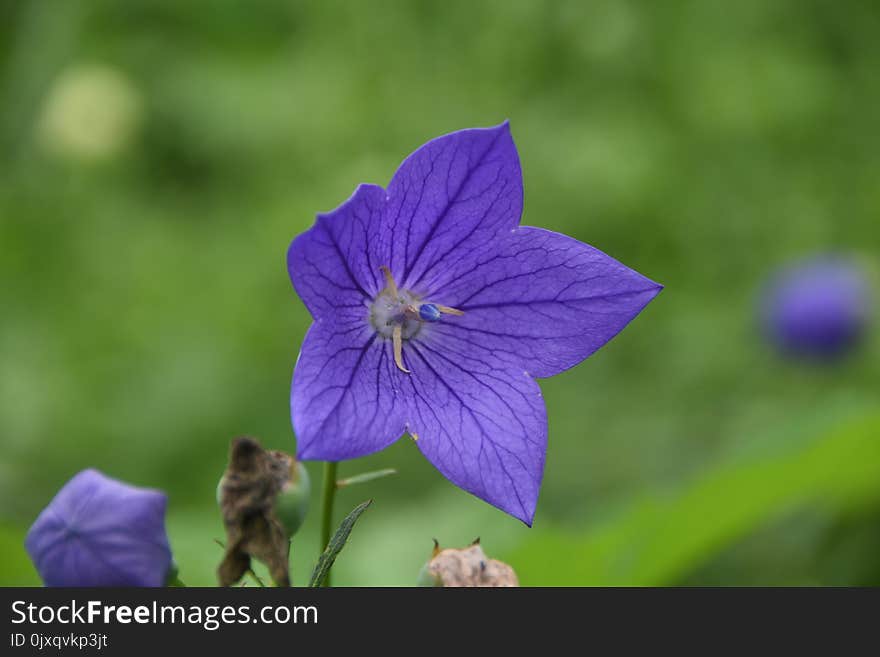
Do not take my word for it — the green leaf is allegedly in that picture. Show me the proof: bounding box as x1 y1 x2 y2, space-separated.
165 563 186 587
336 469 397 489
509 411 880 586
166 574 187 587
309 499 372 587
0 524 41 586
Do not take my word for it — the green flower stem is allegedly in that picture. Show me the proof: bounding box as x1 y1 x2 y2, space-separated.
167 574 186 587
319 461 338 587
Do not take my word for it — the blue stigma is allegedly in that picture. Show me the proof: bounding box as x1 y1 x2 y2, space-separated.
418 303 442 322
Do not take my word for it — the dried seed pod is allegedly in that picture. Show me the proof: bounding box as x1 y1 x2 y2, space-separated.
419 539 518 587
216 436 305 587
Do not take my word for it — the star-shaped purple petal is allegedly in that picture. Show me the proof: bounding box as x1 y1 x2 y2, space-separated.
288 122 661 525
25 469 173 587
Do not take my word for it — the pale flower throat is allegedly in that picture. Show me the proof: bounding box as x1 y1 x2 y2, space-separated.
369 266 463 373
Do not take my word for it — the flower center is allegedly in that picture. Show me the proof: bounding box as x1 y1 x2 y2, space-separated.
369 287 423 340
370 266 464 373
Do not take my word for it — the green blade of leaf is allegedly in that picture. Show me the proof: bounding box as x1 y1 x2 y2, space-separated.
336 468 397 489
508 410 880 586
167 574 187 587
0 523 41 586
309 499 372 587
164 564 186 587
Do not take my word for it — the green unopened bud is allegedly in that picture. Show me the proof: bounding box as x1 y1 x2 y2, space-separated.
274 460 310 537
417 538 518 587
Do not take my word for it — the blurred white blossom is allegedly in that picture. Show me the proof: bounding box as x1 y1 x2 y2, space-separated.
37 64 143 161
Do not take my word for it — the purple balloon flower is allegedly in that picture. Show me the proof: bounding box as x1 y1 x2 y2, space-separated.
287 122 661 524
762 256 870 360
25 469 173 586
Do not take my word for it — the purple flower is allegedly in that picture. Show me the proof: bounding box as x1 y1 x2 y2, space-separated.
287 122 661 525
762 256 870 360
25 469 172 587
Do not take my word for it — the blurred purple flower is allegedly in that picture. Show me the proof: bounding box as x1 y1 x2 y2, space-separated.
287 122 661 524
25 469 172 587
762 256 870 360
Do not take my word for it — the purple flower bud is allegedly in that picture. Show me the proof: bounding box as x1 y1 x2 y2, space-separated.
25 469 172 587
762 257 871 360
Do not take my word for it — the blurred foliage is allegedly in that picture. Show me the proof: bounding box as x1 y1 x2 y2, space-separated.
510 410 880 585
1 0 878 586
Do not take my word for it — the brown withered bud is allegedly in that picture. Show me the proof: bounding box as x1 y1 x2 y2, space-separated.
419 538 519 587
217 436 296 587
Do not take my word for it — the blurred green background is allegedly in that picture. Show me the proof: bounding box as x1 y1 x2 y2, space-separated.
1 0 878 586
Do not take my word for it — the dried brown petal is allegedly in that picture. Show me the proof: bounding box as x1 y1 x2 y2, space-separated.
217 436 295 586
425 541 519 587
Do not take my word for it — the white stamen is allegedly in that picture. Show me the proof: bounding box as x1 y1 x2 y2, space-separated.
393 324 410 373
